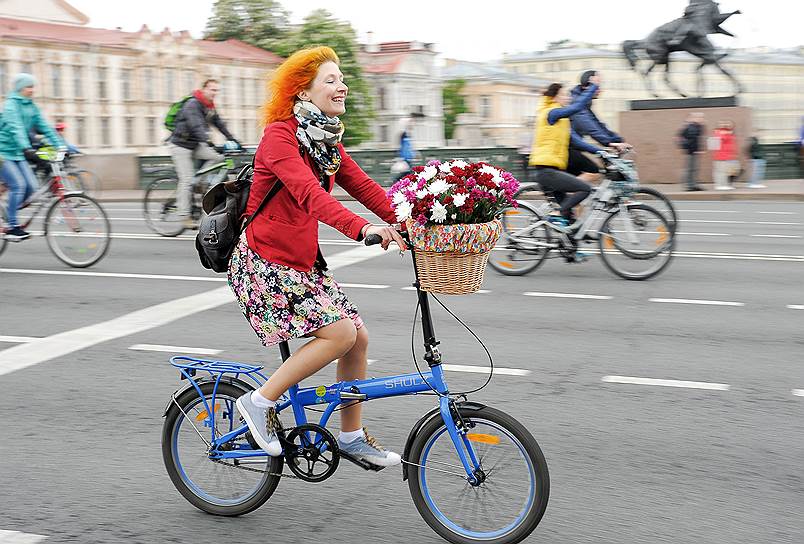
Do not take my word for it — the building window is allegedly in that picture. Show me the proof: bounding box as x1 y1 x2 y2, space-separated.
241 77 247 106
125 117 135 146
100 117 111 146
241 119 249 142
50 64 62 98
97 67 107 100
480 96 491 119
379 124 388 143
121 69 133 101
143 68 154 101
184 70 194 93
164 68 175 101
378 87 386 111
20 61 32 74
73 65 83 98
75 117 86 146
254 78 262 105
0 61 7 98
149 117 158 144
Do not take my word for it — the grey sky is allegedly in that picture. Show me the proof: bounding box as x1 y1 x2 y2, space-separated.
70 0 803 61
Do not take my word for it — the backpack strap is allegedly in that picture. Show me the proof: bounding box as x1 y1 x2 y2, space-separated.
239 158 281 235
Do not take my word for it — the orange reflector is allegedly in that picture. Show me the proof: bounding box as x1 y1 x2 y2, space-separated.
467 433 501 445
656 226 668 245
505 210 521 216
603 235 614 250
497 261 514 269
195 403 220 421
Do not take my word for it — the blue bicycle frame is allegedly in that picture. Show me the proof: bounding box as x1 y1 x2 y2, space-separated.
169 251 483 483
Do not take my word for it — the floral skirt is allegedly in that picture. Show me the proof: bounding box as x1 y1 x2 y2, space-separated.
228 237 363 347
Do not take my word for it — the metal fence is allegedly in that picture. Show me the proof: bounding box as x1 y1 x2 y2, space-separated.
138 143 800 188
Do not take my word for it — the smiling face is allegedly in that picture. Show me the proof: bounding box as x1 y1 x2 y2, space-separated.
298 61 348 117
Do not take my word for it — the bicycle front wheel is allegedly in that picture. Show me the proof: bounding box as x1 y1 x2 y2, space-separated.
144 177 185 237
488 201 552 276
598 203 674 280
162 381 283 516
407 406 549 544
44 194 111 267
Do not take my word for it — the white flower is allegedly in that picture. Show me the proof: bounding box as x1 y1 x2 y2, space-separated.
430 201 447 223
416 188 429 199
451 159 468 169
451 213 457 220
421 165 438 181
438 161 452 173
428 179 451 196
392 191 408 205
452 192 468 207
394 201 413 222
479 165 499 177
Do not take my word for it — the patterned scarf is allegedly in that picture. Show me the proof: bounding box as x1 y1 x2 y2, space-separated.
293 101 344 187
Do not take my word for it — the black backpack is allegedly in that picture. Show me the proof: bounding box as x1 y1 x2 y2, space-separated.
195 162 282 273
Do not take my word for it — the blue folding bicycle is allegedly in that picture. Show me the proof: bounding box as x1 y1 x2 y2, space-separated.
161 234 550 544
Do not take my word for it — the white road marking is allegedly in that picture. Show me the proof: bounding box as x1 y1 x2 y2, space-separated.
524 292 613 300
338 283 389 289
129 344 223 355
757 211 796 215
793 389 804 397
787 305 804 310
601 376 730 391
443 364 531 376
401 287 490 293
750 234 801 239
0 336 39 344
675 232 730 236
681 219 802 225
0 244 385 377
677 209 738 213
0 268 226 282
649 298 744 307
367 359 377 366
755 221 801 226
0 530 47 543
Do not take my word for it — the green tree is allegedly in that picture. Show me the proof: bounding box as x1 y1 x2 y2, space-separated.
273 9 374 146
203 0 290 51
443 79 468 141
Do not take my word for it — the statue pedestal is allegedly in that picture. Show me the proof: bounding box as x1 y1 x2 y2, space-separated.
619 97 752 184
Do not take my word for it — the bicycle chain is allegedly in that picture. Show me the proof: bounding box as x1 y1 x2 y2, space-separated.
209 456 301 479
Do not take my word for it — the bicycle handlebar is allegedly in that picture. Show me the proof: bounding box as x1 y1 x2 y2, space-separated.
364 233 383 246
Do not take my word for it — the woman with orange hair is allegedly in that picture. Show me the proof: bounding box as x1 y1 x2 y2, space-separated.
231 46 405 467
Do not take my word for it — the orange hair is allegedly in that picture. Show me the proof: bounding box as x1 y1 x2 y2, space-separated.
262 46 340 125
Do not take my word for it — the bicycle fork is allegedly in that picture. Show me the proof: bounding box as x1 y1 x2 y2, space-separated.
438 395 484 485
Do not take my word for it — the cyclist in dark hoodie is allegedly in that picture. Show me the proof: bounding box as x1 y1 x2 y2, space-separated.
568 70 631 182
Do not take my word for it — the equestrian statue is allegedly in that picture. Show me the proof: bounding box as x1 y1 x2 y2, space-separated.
622 0 743 98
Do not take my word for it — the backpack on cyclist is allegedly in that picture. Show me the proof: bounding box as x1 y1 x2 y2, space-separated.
195 162 282 273
164 95 192 132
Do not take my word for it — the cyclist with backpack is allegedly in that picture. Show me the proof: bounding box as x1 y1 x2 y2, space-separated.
0 73 64 241
229 46 406 467
168 79 240 229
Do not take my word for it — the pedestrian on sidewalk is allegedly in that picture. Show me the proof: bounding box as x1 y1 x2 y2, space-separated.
711 120 738 191
746 134 767 189
677 111 705 191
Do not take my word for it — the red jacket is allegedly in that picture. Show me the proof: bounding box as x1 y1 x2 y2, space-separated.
712 129 737 161
245 118 396 271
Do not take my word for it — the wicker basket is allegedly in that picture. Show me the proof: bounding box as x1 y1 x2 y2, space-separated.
407 219 502 295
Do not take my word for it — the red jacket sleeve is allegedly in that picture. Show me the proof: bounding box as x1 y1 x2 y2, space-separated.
261 122 369 240
335 146 397 225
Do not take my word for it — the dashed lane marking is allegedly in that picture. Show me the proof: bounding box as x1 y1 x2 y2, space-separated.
757 211 797 215
788 305 804 310
0 336 39 344
750 234 801 239
0 529 48 543
524 292 613 300
681 219 802 225
675 232 730 236
648 298 744 307
443 364 531 376
793 390 804 397
129 344 222 355
601 376 730 391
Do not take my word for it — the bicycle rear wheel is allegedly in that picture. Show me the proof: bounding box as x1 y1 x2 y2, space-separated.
144 177 185 237
44 194 111 268
488 201 552 276
162 381 282 516
598 203 674 280
630 187 678 233
407 405 549 544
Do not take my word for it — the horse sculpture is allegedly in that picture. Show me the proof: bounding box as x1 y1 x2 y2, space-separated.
622 0 743 98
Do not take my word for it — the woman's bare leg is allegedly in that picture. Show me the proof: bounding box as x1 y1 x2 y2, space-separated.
337 325 369 432
257 318 357 401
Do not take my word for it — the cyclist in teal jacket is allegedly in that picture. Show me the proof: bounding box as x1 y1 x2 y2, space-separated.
0 73 63 241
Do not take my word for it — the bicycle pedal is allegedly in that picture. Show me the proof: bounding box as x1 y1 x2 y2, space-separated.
339 451 386 472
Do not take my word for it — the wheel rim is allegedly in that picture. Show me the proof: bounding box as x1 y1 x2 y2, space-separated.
599 206 673 279
46 195 109 266
418 419 537 540
171 392 271 506
489 207 550 274
144 179 185 236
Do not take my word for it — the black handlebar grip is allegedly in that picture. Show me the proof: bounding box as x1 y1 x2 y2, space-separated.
364 234 383 246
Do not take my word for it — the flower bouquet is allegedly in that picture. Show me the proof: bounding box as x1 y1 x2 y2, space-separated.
387 160 519 294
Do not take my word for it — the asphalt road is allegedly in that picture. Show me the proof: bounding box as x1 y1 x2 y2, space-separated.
0 200 802 544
